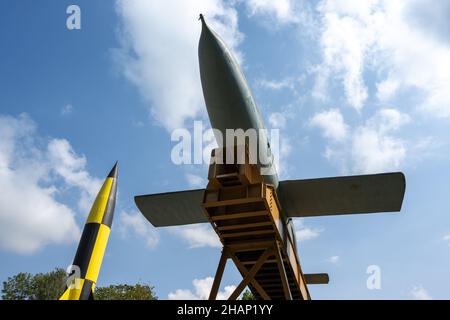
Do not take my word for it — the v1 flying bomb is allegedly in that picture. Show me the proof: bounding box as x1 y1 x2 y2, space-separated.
135 15 405 300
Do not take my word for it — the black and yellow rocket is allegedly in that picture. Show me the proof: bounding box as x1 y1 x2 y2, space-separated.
60 162 118 300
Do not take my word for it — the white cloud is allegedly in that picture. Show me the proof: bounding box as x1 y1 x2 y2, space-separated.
351 108 409 173
376 77 400 102
314 0 450 116
410 285 432 300
295 219 323 242
245 0 300 25
273 133 293 180
312 108 409 174
267 110 294 179
119 210 159 248
350 126 406 174
61 104 73 116
171 224 221 248
257 78 295 91
368 108 411 133
114 0 243 132
310 109 348 142
47 139 102 212
316 8 369 110
0 114 86 254
168 276 235 300
442 234 450 246
327 256 340 264
269 112 287 128
185 173 206 188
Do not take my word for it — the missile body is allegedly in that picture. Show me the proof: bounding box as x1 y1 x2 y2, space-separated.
198 15 278 188
60 163 118 300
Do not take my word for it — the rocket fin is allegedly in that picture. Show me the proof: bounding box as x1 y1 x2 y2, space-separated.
304 273 329 285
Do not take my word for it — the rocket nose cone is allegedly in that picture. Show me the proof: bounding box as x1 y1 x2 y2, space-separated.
199 13 213 37
107 161 118 179
198 14 223 54
199 13 206 25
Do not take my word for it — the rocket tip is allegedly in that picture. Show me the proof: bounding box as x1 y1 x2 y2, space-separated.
107 161 118 179
199 13 205 24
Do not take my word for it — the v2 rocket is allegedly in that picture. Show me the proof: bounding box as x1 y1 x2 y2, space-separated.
60 162 118 300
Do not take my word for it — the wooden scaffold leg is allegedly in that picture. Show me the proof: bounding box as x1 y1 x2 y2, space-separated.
209 244 285 300
209 248 229 300
275 243 293 300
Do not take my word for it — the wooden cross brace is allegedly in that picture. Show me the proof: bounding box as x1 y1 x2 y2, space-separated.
208 243 293 300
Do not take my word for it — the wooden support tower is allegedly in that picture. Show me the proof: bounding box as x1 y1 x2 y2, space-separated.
202 146 310 300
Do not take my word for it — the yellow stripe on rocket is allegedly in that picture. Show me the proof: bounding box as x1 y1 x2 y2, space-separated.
60 162 118 300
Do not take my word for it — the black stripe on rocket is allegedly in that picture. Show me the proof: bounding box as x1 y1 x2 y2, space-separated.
102 162 118 228
71 162 118 278
79 279 95 300
72 223 100 279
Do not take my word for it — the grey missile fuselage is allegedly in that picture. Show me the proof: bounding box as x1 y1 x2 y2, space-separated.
198 16 279 188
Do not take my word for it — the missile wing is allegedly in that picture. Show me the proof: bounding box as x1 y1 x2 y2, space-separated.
135 172 405 227
135 189 205 227
278 172 406 217
60 162 118 300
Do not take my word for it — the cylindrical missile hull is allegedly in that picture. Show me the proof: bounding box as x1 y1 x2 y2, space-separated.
198 16 278 187
60 163 118 300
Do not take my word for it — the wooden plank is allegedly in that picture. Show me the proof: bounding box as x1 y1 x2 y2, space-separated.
227 240 275 252
221 230 274 238
209 249 229 300
259 283 284 288
210 210 268 221
275 244 293 300
241 257 287 264
242 258 278 265
218 221 273 231
203 197 263 208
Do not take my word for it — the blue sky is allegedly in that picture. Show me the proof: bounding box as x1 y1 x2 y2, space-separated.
1 0 450 300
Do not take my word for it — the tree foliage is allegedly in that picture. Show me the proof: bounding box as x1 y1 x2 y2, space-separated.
95 284 157 300
2 268 157 300
241 289 256 300
2 268 66 300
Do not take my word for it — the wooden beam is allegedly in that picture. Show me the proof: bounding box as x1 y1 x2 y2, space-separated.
210 210 268 221
275 244 293 300
227 240 275 252
228 249 271 300
209 249 229 300
221 230 274 238
242 258 278 265
203 197 263 208
217 221 272 231
228 248 274 300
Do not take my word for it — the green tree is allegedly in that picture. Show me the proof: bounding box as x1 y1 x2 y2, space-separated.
2 268 66 300
241 289 256 300
95 284 157 300
32 268 67 300
2 272 34 300
2 268 157 300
